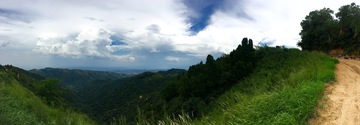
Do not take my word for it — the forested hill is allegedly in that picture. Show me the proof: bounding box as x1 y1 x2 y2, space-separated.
298 2 360 55
0 65 95 124
30 67 127 90
1 2 354 125
0 37 338 124
77 69 186 123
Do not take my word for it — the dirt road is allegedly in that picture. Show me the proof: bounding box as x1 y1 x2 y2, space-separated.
312 59 360 125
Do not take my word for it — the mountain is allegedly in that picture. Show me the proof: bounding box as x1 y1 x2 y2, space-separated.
0 38 338 125
0 65 95 124
78 69 186 123
67 67 164 75
28 66 186 124
29 67 128 90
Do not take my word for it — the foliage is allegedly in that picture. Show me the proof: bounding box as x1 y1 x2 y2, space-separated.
2 65 73 108
161 38 256 118
25 65 185 124
77 69 186 124
0 36 338 125
33 78 69 107
193 48 337 124
298 2 360 54
0 65 95 125
30 67 128 110
30 67 127 90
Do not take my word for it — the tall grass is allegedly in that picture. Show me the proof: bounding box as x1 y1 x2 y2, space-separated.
193 50 337 124
110 49 337 125
0 70 95 125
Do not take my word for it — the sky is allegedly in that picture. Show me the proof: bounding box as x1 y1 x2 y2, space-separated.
0 0 357 70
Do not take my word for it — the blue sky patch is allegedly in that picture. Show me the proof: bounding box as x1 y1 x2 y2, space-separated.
183 0 224 34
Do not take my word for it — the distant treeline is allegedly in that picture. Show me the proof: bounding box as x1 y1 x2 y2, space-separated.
298 2 360 55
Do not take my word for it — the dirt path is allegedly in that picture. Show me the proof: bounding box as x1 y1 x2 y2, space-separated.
312 59 360 125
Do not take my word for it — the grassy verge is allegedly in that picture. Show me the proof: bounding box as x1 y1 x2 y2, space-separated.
194 50 337 124
161 49 337 125
0 70 95 125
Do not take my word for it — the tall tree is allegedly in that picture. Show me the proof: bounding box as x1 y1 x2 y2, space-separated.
336 2 360 53
298 8 338 52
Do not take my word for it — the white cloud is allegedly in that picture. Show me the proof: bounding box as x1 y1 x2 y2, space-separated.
165 56 181 62
33 28 124 58
114 55 136 62
0 0 358 69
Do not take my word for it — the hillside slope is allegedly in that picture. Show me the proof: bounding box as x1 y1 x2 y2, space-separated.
78 69 186 124
30 67 127 90
0 66 95 125
28 66 186 124
158 48 338 125
312 59 360 124
0 47 338 125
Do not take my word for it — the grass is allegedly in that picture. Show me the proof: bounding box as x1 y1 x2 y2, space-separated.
192 51 338 125
0 49 338 125
0 69 95 125
119 50 335 125
160 50 337 125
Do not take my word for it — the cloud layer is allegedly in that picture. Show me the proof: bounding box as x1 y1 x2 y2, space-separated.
33 28 136 62
0 0 357 69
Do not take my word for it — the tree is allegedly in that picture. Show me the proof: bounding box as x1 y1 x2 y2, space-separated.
298 3 360 54
206 54 215 65
336 2 360 53
162 37 257 119
298 8 338 52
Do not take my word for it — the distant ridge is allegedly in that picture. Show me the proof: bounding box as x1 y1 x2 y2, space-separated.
29 67 127 90
65 67 169 75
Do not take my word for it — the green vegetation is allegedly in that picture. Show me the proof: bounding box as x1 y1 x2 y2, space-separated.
29 67 128 110
4 2 353 121
0 65 95 125
30 67 127 90
3 65 76 109
0 39 337 125
3 40 336 125
77 69 185 124
161 38 256 118
153 46 337 124
193 48 337 124
298 2 360 54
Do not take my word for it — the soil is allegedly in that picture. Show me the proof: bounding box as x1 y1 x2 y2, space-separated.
311 59 360 125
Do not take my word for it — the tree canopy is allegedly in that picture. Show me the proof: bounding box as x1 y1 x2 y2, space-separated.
161 37 256 117
298 2 360 54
